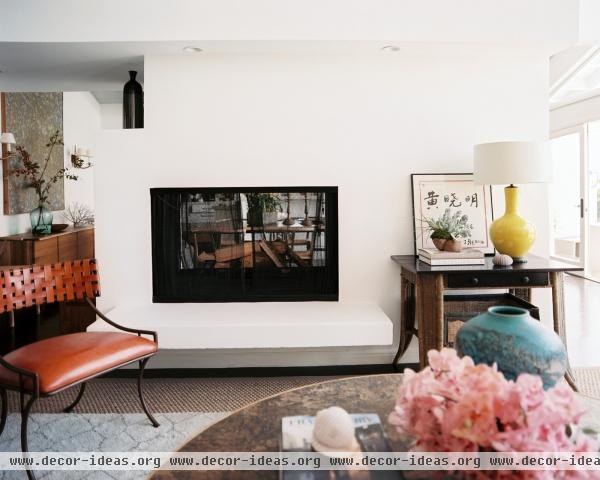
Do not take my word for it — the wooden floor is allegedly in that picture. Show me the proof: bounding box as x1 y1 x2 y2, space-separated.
563 274 600 368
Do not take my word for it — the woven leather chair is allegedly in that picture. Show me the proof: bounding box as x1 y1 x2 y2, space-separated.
0 259 159 480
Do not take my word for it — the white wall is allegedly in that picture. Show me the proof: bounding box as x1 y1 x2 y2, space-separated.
100 103 122 130
60 92 99 220
579 0 600 43
94 51 550 366
0 92 99 235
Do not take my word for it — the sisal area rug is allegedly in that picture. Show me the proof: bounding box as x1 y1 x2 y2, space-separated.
4 376 340 414
3 370 599 414
575 367 600 399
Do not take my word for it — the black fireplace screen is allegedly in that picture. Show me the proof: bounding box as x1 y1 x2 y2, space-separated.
151 187 338 302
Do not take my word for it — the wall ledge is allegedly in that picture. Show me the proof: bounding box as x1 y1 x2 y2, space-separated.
88 302 393 350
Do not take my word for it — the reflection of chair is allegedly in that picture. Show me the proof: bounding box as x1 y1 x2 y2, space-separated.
183 231 213 266
0 259 158 480
292 237 312 250
290 230 320 265
290 235 314 265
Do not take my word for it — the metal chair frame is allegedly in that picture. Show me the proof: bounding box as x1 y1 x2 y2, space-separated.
0 260 159 480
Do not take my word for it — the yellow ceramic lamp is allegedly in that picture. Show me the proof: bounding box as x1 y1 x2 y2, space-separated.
489 185 535 261
474 141 552 263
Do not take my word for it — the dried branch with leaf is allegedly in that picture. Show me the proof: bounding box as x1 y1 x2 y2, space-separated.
12 130 78 206
64 202 94 227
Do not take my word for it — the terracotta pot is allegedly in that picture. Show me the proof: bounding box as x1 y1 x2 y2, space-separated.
431 238 447 251
443 239 463 252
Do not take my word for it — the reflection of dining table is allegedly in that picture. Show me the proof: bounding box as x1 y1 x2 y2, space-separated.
188 223 325 259
188 225 245 234
188 223 325 234
151 374 600 480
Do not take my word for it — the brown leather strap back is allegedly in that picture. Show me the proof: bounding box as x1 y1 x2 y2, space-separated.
0 258 100 313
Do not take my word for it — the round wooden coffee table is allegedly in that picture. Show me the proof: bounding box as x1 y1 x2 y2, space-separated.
151 374 600 480
152 374 404 480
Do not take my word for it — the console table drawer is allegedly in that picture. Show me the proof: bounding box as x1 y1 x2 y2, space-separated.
447 272 549 288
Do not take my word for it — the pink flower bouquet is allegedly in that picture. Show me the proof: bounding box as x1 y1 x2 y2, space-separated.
389 348 598 479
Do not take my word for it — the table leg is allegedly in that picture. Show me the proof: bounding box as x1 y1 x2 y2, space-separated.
393 275 415 370
193 233 199 263
416 274 444 368
550 271 578 391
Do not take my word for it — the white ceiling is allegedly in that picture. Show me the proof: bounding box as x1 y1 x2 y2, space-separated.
0 0 579 45
0 42 148 92
0 40 565 96
0 0 583 96
550 46 600 107
91 91 122 104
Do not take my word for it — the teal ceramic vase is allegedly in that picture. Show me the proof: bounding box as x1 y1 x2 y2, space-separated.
455 306 567 389
30 204 53 235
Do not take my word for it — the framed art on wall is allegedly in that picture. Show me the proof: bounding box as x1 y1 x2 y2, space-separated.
411 173 495 255
1 92 64 215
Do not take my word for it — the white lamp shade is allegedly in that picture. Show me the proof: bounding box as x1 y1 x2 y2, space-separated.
473 141 552 185
0 133 16 144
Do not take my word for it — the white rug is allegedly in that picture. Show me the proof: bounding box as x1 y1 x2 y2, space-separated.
0 412 229 480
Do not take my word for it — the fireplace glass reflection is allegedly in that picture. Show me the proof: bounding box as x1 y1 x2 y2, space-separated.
151 187 338 302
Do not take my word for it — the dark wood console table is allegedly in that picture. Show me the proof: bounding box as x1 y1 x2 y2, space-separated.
391 255 582 390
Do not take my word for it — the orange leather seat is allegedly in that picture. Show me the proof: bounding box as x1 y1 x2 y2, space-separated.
0 332 157 394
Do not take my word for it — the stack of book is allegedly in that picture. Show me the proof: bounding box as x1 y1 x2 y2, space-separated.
418 248 485 266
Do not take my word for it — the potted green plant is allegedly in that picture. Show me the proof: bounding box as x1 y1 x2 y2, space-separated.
246 193 282 227
422 208 473 252
12 131 78 234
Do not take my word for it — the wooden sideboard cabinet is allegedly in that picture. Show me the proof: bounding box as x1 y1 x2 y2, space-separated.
0 226 96 333
0 225 94 265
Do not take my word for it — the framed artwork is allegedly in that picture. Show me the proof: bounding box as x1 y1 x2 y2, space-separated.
1 92 64 214
411 173 495 255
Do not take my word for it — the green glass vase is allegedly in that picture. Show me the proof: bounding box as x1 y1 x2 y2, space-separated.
30 204 53 235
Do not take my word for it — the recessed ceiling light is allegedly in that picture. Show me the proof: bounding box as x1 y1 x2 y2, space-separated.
381 45 401 52
183 46 203 53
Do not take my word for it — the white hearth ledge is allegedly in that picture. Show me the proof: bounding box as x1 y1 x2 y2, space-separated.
88 302 393 350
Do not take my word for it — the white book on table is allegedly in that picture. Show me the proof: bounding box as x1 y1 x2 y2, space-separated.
418 248 484 259
419 255 486 266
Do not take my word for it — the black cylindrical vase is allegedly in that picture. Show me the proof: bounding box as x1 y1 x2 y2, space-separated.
123 70 144 129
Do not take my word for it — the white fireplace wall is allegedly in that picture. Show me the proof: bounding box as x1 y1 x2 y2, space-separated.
94 50 551 365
